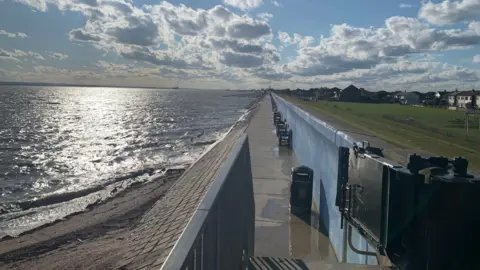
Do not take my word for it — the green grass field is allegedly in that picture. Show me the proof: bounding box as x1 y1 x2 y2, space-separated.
282 95 480 171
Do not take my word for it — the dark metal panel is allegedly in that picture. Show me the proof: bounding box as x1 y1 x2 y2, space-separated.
342 147 480 269
194 238 202 270
185 251 195 270
336 147 349 207
202 210 217 270
347 150 385 244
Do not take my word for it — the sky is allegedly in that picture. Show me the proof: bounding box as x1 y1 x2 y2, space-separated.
0 0 479 91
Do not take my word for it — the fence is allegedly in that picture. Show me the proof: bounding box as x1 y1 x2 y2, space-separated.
161 134 255 270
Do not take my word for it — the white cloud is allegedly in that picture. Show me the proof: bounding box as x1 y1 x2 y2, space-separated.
302 60 479 91
0 48 44 62
223 0 263 10
14 0 48 11
227 20 272 40
47 51 69 60
399 3 412 8
403 65 478 83
32 65 105 81
386 16 480 50
474 55 480 63
0 49 22 62
257 12 273 21
120 48 205 69
219 51 264 68
61 1 274 71
418 0 480 26
69 29 101 42
14 0 102 12
285 16 480 77
0 30 28 38
209 38 263 53
9 0 480 90
470 21 480 35
278 32 315 48
28 51 45 60
271 0 282 7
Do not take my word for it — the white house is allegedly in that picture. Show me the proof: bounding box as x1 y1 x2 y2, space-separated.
451 91 479 108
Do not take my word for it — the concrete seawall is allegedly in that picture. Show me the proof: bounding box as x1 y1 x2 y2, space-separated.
272 94 377 265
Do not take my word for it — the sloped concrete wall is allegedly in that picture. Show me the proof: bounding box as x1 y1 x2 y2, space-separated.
272 94 377 265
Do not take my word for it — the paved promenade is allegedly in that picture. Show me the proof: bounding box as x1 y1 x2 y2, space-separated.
247 97 338 266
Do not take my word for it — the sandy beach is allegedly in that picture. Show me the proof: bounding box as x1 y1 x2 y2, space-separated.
0 169 184 269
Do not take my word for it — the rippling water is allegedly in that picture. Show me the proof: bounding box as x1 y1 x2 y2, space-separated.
0 86 259 237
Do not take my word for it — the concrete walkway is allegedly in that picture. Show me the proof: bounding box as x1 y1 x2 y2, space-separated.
247 97 337 265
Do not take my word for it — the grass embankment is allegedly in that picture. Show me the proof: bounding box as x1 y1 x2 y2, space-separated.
281 95 480 171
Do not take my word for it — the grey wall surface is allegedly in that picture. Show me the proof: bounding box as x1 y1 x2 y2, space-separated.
272 94 377 265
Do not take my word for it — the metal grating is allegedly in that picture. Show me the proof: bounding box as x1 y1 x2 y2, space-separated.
249 257 309 270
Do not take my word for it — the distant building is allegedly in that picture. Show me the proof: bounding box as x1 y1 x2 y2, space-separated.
313 87 340 101
338 85 373 103
454 90 479 108
421 91 446 106
447 91 461 107
397 92 421 105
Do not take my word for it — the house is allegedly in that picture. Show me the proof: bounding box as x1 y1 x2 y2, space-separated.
375 90 390 101
421 91 447 106
397 91 421 105
375 91 396 103
338 85 373 103
313 87 340 101
359 88 377 102
330 87 341 94
454 90 479 109
447 90 461 107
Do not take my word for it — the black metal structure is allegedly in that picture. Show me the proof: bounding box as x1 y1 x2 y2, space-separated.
276 121 287 138
290 166 314 213
273 112 281 125
288 129 293 148
271 95 292 148
337 142 480 270
278 130 290 147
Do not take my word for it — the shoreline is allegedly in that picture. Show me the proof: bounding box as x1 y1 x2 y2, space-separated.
0 169 183 267
0 166 186 240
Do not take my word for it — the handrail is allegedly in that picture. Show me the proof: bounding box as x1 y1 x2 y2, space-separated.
161 134 254 270
348 224 377 257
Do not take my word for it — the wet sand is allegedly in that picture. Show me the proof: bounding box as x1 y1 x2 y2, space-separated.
0 169 184 269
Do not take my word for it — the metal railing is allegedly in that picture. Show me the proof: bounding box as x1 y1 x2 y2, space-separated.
161 134 255 270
